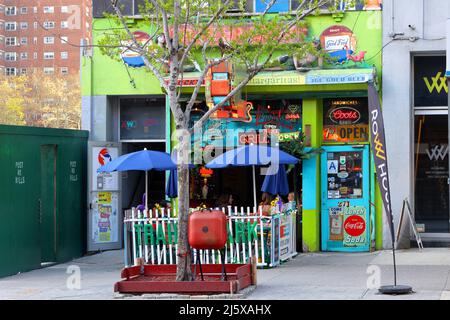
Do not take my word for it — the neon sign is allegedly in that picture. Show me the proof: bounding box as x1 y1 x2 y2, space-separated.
329 107 361 124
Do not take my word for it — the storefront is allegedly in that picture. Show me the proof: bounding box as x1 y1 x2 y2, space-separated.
413 55 449 234
83 7 383 252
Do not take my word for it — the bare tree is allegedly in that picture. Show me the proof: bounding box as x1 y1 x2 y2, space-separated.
102 0 335 281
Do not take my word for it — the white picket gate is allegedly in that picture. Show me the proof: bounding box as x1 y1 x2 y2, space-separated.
123 206 297 268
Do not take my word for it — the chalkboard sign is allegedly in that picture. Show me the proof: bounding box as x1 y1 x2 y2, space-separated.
120 99 165 140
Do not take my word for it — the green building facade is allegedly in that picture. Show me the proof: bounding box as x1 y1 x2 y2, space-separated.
82 6 383 253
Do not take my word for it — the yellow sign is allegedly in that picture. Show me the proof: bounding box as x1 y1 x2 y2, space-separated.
248 72 306 86
423 72 448 94
98 192 112 204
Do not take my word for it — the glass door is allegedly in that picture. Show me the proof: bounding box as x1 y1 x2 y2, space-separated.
321 145 370 251
414 114 449 233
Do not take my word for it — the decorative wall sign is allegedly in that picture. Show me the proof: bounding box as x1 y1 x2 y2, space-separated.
343 206 367 247
320 25 357 64
120 31 152 68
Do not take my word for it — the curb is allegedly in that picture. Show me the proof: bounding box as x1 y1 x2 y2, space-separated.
113 285 257 300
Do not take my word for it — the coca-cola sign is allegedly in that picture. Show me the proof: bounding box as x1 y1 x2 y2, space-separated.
344 215 366 237
329 107 361 124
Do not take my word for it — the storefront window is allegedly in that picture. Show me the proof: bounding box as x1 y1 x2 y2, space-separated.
326 151 363 199
120 98 165 140
414 115 449 233
322 98 369 143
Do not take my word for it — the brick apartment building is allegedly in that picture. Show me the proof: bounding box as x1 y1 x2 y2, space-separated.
0 0 92 76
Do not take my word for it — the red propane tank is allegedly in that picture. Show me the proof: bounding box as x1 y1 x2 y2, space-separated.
188 210 228 250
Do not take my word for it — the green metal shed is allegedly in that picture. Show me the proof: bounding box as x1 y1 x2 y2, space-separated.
0 125 88 277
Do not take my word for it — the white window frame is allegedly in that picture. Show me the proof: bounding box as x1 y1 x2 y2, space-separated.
5 6 17 16
61 51 68 59
5 52 17 61
5 37 16 46
61 67 69 75
43 67 54 74
60 36 68 44
43 52 55 60
61 6 69 13
5 22 17 31
6 67 17 76
20 37 27 45
61 21 69 29
20 52 28 60
43 36 54 44
20 7 27 14
43 21 55 29
20 22 28 30
43 6 54 14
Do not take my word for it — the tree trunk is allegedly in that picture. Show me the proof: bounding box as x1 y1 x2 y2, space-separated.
175 128 193 281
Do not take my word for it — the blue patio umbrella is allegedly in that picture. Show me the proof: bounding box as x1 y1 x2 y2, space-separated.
97 148 177 210
205 145 298 209
166 169 178 198
261 164 289 196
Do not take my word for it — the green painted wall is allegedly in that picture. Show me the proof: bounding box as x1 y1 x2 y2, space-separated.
82 11 382 97
82 19 163 96
301 99 323 252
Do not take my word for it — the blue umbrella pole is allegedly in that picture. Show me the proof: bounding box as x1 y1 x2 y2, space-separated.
145 170 148 211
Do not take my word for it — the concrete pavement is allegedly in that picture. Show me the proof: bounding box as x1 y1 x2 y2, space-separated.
1 248 450 299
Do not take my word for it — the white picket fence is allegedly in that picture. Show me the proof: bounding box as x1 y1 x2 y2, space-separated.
123 206 297 268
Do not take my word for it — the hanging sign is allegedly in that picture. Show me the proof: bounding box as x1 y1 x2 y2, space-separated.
120 31 151 68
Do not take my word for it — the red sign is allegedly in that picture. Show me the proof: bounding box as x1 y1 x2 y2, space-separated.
163 78 204 87
344 215 366 237
329 107 361 124
199 167 213 178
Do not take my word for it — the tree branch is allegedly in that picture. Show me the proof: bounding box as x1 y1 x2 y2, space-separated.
178 0 232 71
110 0 169 91
188 0 330 133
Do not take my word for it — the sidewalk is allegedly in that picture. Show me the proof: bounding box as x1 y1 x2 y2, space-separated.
1 248 450 299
